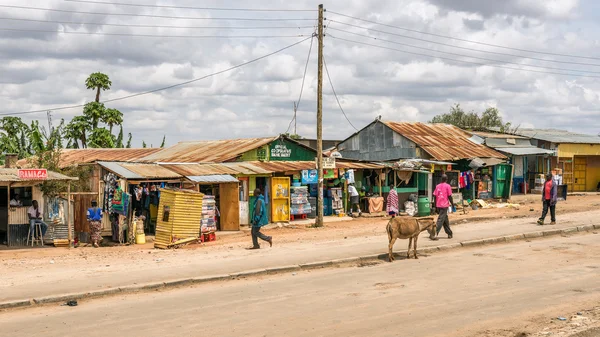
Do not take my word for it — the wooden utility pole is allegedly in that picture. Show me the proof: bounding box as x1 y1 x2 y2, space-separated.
315 4 324 227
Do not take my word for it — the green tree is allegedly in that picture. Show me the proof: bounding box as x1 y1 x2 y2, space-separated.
83 102 106 130
65 116 90 148
430 104 511 131
142 140 147 148
160 135 166 148
116 125 124 148
88 128 115 148
102 108 123 134
85 72 112 103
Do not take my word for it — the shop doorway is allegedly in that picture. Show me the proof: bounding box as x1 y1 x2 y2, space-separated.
574 156 587 192
0 186 7 244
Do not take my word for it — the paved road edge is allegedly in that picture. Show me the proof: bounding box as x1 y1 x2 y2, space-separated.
2 224 599 311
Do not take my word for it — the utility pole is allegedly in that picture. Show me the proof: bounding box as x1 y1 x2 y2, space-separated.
46 110 53 134
293 101 297 135
315 4 324 227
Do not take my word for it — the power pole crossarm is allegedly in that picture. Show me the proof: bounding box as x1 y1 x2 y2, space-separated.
316 4 324 227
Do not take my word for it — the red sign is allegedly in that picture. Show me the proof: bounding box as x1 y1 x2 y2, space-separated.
18 169 48 180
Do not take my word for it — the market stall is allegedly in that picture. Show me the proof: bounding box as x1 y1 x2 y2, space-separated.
0 167 77 247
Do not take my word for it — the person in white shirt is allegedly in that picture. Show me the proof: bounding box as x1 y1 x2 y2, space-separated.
347 183 362 217
28 200 48 238
10 194 22 207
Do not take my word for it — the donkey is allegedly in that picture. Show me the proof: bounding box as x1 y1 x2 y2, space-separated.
386 216 437 262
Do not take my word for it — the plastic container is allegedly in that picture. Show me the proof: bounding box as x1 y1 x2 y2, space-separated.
135 233 146 244
417 196 430 217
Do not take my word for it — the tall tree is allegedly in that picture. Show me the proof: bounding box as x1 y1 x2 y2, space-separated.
65 116 90 148
116 125 124 148
102 108 123 134
160 135 166 148
85 72 112 103
126 133 132 148
142 140 147 148
83 102 106 130
88 128 115 148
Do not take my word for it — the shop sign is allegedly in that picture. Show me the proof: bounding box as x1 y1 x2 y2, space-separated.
323 169 338 179
323 157 336 169
270 144 292 158
18 169 47 180
301 169 318 184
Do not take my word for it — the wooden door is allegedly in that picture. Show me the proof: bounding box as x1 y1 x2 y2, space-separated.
74 194 95 241
219 183 240 231
559 157 574 191
574 156 587 192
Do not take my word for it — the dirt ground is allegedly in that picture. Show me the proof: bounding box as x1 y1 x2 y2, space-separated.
2 194 599 261
2 232 600 337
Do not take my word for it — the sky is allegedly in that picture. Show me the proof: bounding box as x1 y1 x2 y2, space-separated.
1 0 599 147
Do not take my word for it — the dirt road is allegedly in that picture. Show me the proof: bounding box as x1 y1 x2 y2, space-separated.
2 233 599 337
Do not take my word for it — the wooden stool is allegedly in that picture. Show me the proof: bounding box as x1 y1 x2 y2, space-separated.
27 223 44 247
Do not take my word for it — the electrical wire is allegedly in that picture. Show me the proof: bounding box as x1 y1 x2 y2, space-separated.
323 56 359 132
0 36 313 116
328 35 600 78
328 11 600 61
0 17 314 30
328 27 600 74
0 27 310 39
329 20 600 68
63 0 316 12
0 5 315 21
286 33 315 135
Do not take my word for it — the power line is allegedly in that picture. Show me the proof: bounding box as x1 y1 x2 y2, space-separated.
328 27 600 74
328 11 600 61
0 5 315 21
0 17 314 30
329 20 600 68
286 33 315 135
64 0 315 12
328 35 600 79
323 56 358 132
0 27 311 39
0 36 313 116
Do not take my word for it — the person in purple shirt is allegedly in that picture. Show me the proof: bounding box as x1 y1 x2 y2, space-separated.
431 174 455 240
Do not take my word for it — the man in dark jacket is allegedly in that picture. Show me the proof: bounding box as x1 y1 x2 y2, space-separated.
537 173 557 225
248 188 272 250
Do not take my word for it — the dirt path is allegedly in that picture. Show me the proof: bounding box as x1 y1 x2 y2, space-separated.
1 233 599 337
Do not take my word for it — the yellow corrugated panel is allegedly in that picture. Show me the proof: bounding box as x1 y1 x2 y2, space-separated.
154 188 204 249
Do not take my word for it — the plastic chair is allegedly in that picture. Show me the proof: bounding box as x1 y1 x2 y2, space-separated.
26 223 44 247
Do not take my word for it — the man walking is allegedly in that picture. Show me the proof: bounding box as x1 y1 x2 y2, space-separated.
538 173 557 225
432 175 454 240
386 184 398 218
248 188 272 250
348 183 362 217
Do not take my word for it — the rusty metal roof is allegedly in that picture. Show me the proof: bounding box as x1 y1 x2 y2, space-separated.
162 161 385 176
17 148 163 168
0 168 77 182
383 122 506 161
139 137 278 163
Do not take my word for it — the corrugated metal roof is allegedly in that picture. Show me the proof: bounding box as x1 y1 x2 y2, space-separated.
485 138 537 148
98 162 182 180
471 131 527 139
162 161 385 176
506 128 600 144
0 168 76 182
139 137 278 163
187 175 239 183
383 121 506 161
494 147 556 156
17 148 163 168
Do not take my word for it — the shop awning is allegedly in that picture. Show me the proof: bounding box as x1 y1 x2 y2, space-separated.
187 174 239 183
493 147 555 156
97 161 182 180
469 157 506 169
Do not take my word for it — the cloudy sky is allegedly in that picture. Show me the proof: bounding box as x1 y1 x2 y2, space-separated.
1 0 599 147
